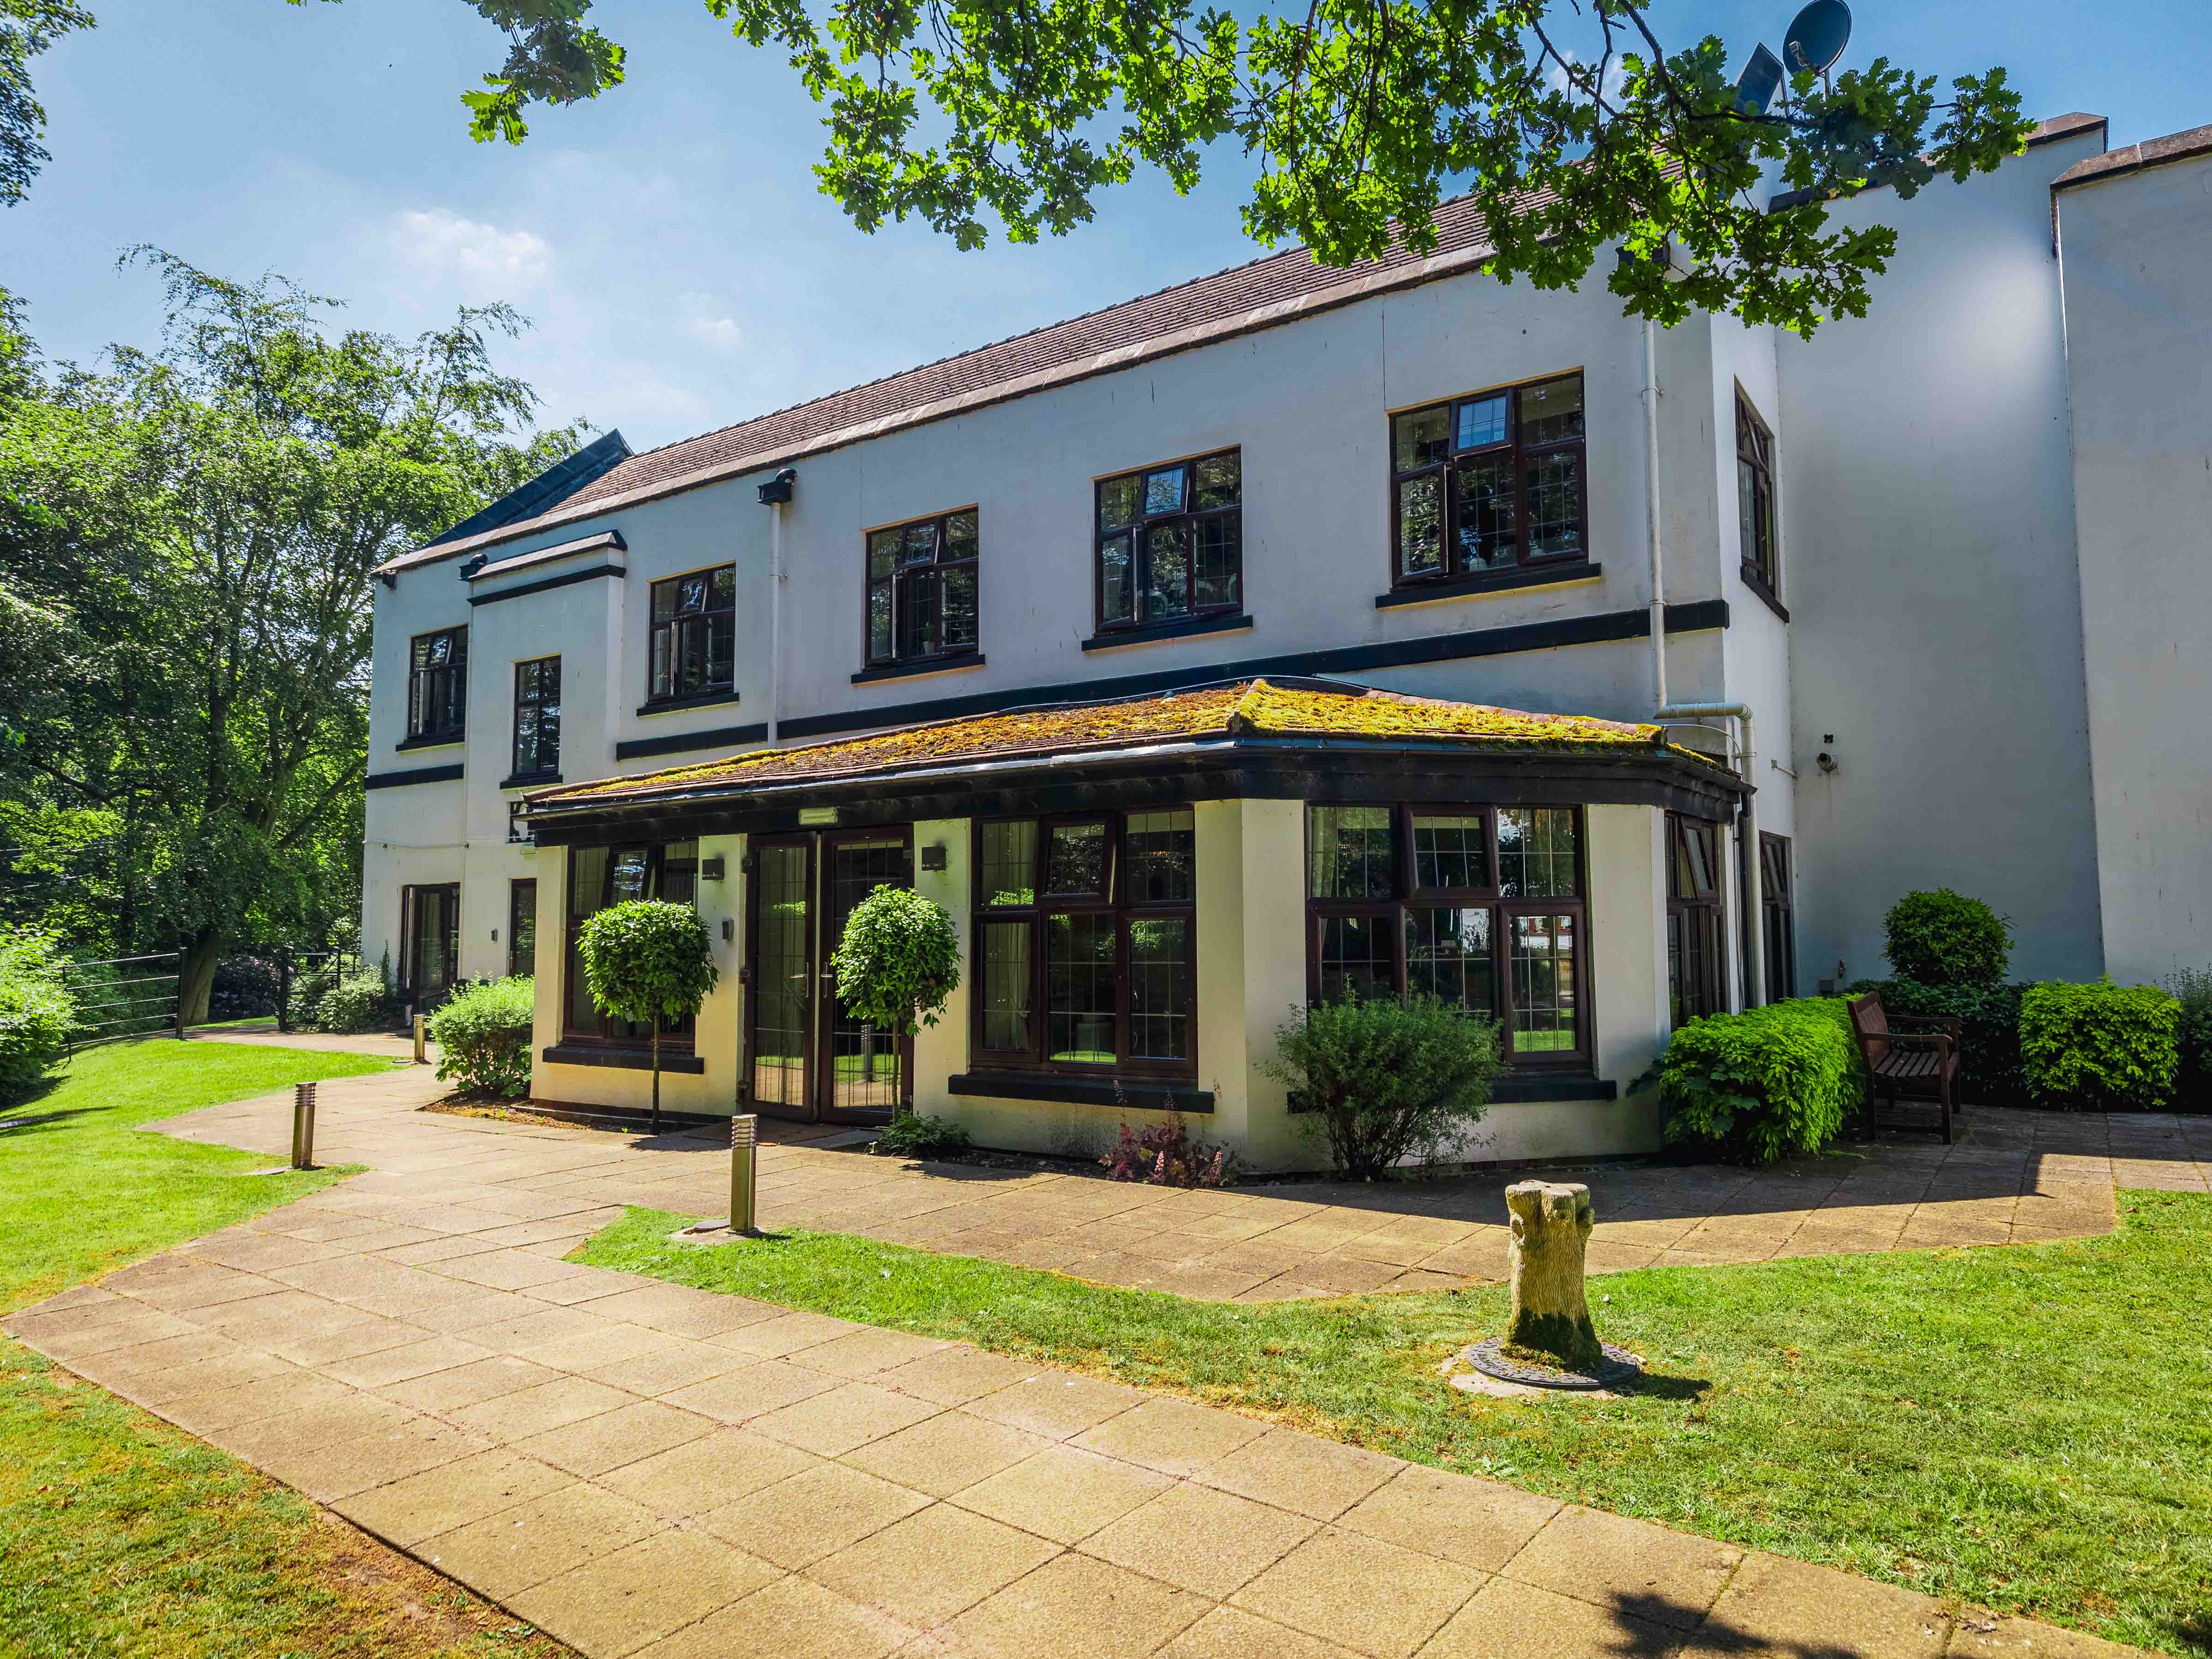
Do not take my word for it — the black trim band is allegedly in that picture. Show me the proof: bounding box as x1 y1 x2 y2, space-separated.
394 733 464 754
616 721 769 761
852 654 987 686
500 772 563 790
366 762 465 790
541 1042 707 1074
470 562 625 607
949 1071 1213 1114
636 687 742 719
1082 613 1254 653
779 601 1728 743
1375 563 1602 610
1489 1072 1619 1104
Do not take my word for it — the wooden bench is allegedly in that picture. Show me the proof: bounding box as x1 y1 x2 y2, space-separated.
1848 990 1963 1144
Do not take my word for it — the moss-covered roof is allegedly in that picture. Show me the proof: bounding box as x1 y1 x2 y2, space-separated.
529 679 1695 814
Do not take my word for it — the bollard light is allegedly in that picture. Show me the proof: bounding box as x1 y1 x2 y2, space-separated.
729 1113 759 1237
412 1012 427 1065
290 1080 318 1170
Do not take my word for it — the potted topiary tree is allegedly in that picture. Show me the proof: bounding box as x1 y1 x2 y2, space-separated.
578 899 719 1133
829 885 960 1117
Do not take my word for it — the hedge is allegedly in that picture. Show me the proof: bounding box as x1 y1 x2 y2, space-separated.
2019 979 2179 1111
428 977 536 1099
1641 997 1866 1165
2168 967 2212 1111
0 929 75 1098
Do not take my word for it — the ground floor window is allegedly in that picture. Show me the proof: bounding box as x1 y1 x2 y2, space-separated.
971 809 1196 1077
1667 812 1725 1027
399 883 459 1009
508 879 537 978
1305 803 1588 1065
564 841 697 1044
1760 832 1796 999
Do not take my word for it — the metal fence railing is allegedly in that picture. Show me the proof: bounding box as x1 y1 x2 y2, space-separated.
63 951 184 1050
276 948 362 1032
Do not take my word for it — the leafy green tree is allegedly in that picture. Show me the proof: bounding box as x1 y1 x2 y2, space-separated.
315 0 2028 334
0 0 92 205
578 899 719 1130
830 885 960 1038
0 257 585 1016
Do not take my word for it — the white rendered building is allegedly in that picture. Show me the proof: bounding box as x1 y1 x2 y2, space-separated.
361 111 2212 1168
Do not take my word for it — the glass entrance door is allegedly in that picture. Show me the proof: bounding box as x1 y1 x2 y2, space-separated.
401 883 459 1011
747 839 814 1119
820 832 913 1122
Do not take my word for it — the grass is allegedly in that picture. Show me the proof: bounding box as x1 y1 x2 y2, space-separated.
576 1191 2212 1657
0 1040 572 1659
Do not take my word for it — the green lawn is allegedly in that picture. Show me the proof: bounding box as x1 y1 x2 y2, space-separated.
0 1040 570 1659
577 1191 2212 1656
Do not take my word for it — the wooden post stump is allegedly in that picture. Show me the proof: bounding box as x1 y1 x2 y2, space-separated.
1504 1179 1600 1370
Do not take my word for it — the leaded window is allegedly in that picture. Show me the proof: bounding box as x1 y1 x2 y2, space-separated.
564 840 699 1044
1095 449 1241 632
1390 373 1586 585
1666 812 1725 1028
511 655 561 778
971 809 1196 1076
866 509 979 667
406 627 468 743
647 565 735 703
1736 392 1778 600
1306 803 1588 1064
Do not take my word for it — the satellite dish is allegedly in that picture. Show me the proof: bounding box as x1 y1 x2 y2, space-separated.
1734 44 1785 116
1784 0 1852 75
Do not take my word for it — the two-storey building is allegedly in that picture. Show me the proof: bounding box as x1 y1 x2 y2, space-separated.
361 110 2212 1169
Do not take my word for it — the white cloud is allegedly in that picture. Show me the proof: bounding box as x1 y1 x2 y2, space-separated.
391 208 551 291
688 314 743 349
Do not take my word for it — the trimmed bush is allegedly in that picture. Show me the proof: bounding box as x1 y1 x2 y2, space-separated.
873 1112 973 1159
2019 979 2179 1111
313 972 396 1035
830 886 960 1036
1847 977 2027 1107
428 976 536 1098
1262 992 1501 1179
2168 967 2212 1111
1642 998 1865 1166
0 929 74 1098
1882 889 2011 988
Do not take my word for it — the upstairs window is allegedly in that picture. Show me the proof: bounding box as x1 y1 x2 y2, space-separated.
1095 449 1241 633
1736 392 1778 601
867 510 979 667
1391 373 1585 585
648 564 735 704
406 627 468 744
510 655 561 779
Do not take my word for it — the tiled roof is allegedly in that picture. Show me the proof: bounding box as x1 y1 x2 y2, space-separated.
527 678 1674 813
2052 120 2212 189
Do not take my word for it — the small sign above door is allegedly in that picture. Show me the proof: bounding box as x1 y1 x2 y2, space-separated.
798 806 840 826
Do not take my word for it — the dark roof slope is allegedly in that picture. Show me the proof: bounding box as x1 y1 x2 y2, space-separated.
2053 120 2212 190
427 429 632 548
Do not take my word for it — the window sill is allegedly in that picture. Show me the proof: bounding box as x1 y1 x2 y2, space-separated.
635 687 741 718
852 653 986 686
1739 563 1789 623
541 1042 706 1074
1490 1071 1617 1104
500 771 562 791
1082 613 1252 653
1375 561 1602 610
394 733 465 753
949 1071 1213 1114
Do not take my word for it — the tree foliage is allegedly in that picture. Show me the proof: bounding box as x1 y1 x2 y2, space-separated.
829 884 959 1037
1263 990 1500 1178
1881 887 2012 987
0 258 584 1017
342 0 2031 334
0 0 93 205
578 898 717 1127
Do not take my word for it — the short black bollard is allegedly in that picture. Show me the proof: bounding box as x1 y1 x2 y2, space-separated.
290 1081 318 1170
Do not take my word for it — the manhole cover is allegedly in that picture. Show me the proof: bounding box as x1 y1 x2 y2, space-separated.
1457 1335 1643 1392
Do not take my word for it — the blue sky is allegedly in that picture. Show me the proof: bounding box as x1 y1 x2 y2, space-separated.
9 0 2209 451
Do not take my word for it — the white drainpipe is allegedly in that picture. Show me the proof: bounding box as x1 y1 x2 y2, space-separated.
757 468 796 746
1643 314 1767 1008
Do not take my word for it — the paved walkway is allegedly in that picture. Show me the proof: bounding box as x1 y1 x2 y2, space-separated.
7 1070 2145 1658
148 1065 2205 1302
191 1024 431 1062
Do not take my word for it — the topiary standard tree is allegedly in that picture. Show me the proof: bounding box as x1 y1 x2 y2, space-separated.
830 885 960 1116
578 899 718 1132
1882 888 2012 988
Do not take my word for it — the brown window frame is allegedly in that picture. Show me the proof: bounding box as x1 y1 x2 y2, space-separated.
645 564 736 705
507 878 538 979
865 508 980 669
398 882 460 1006
510 655 561 779
406 627 469 744
1666 812 1727 1028
1389 372 1587 588
1736 390 1778 603
969 810 1198 1081
1759 831 1796 999
1303 802 1592 1068
561 840 699 1047
1093 448 1242 634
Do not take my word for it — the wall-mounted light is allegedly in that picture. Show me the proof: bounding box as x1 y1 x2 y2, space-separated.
491 927 500 942
701 855 727 882
721 918 734 943
920 844 948 873
756 467 796 506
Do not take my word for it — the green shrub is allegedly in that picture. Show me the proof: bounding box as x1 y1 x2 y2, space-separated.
1847 977 2027 1106
0 929 74 1098
1100 1118 1236 1187
2164 967 2212 1111
1641 998 1865 1166
873 1111 973 1159
312 972 395 1034
830 886 960 1036
1262 992 1501 1179
428 976 536 1098
2019 979 2179 1111
1882 889 2012 987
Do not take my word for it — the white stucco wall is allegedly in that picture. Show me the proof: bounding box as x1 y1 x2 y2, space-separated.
2058 150 2212 984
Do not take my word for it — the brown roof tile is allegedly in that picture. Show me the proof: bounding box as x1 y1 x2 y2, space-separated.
2053 120 2212 190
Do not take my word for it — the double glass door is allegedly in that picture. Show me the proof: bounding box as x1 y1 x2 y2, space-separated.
746 828 914 1123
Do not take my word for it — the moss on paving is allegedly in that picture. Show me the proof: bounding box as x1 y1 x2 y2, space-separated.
576 1191 2212 1657
0 1041 572 1659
